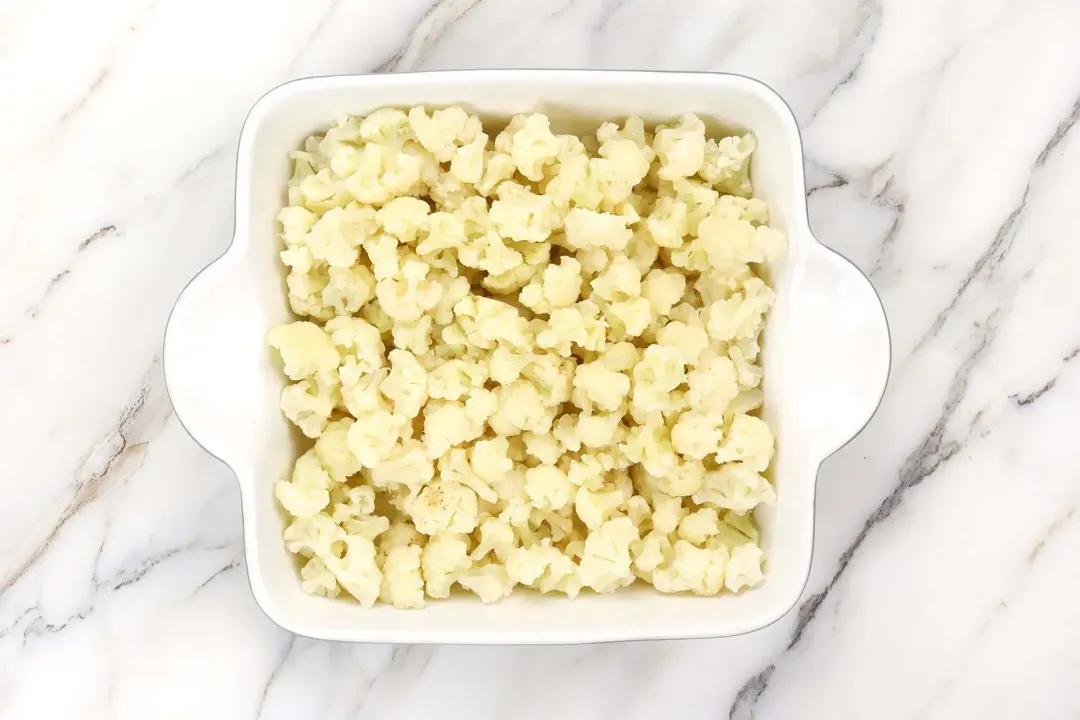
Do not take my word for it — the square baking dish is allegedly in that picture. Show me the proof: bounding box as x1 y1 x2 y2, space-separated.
163 70 890 643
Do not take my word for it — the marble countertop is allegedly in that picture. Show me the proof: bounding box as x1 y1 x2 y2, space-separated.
4 0 1080 717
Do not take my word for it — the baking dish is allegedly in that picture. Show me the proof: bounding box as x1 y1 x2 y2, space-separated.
163 70 890 643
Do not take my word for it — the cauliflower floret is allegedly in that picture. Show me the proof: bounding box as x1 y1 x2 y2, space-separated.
651 539 727 596
575 412 624 449
678 507 722 546
601 296 653 340
380 349 429 419
620 423 679 478
653 113 706 180
322 265 376 315
472 516 518 562
427 358 488 401
423 400 487 458
686 355 740 413
699 134 756 196
269 321 339 382
646 196 689 249
591 256 641 303
714 414 775 471
280 377 339 438
523 432 563 465
631 345 686 414
519 257 583 314
498 113 561 182
470 437 514 484
370 439 434 496
408 106 483 162
572 361 630 412
453 295 531 350
325 534 383 607
536 300 608 357
407 480 480 535
656 321 710 365
575 485 627 530
670 410 724 461
379 544 426 609
724 542 765 591
563 208 633 251
641 268 687 318
525 464 574 511
578 517 638 593
505 540 582 597
347 409 407 468
457 564 515 604
283 513 345 558
376 259 444 323
420 533 472 599
487 380 555 436
275 449 332 519
489 182 561 243
376 196 431 245
300 556 340 598
692 462 776 513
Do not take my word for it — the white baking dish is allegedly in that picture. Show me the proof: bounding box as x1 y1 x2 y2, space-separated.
163 70 890 643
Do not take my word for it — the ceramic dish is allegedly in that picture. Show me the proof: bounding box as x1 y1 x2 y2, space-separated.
163 70 890 643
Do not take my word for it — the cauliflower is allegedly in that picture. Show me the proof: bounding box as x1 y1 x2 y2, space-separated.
578 517 638 593
273 107 784 606
408 480 480 536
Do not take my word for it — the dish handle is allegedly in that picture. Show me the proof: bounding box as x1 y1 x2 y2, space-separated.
788 239 892 457
163 250 254 465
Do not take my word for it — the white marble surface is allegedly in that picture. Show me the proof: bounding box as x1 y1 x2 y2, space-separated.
3 0 1080 717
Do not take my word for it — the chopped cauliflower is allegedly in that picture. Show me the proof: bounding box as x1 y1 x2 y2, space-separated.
272 107 784 606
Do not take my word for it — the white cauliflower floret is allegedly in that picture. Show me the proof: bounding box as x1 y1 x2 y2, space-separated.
471 516 517 563
505 541 582 597
311 417 361 481
408 106 482 162
525 465 574 511
275 449 332 519
714 414 775 472
370 439 434 495
347 409 407 468
590 256 641 303
379 544 426 609
575 485 627 531
678 508 722 546
375 258 445 322
453 295 531 350
724 542 765 592
699 134 756 196
380 349 428 419
620 423 679 478
283 513 345 558
602 296 653 340
656 321 710 365
325 534 383 607
686 355 740 413
631 345 686 414
457 564 515 604
407 480 480 536
488 380 555 436
692 462 776 513
498 113 561 181
523 432 562 465
563 208 633 251
269 321 339 382
420 533 472 599
641 269 687 318
536 301 608 357
300 556 340 598
572 361 630 412
578 517 638 593
489 182 561 243
670 410 725 461
470 437 514 483
423 400 487 458
280 377 339 438
652 540 727 596
322 265 376 315
575 412 624 449
647 196 689 248
427 358 488 401
376 196 431 245
653 113 706 180
519 257 583 314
